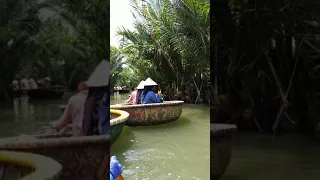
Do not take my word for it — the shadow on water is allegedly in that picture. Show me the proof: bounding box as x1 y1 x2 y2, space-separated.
222 132 320 180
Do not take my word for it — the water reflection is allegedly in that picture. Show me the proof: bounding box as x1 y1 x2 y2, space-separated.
0 97 66 137
13 97 35 122
222 133 320 180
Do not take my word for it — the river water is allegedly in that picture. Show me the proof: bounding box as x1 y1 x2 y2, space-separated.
0 93 210 179
1 95 320 179
110 93 210 180
0 96 65 137
222 132 320 180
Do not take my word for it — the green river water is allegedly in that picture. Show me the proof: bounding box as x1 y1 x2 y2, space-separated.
1 94 318 180
222 132 320 180
110 93 210 180
0 93 210 179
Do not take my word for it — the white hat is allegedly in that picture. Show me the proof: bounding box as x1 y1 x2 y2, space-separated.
86 60 110 87
144 77 157 86
137 80 145 89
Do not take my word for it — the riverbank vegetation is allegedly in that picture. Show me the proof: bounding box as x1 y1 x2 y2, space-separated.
111 0 210 103
211 0 320 134
0 0 109 101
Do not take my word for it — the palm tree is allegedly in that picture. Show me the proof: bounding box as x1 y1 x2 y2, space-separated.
0 0 43 101
118 0 210 103
16 22 92 89
46 0 109 63
211 0 320 133
110 46 125 91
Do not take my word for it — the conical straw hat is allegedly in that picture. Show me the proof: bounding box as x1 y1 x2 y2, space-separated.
86 60 110 87
137 80 145 89
144 77 157 86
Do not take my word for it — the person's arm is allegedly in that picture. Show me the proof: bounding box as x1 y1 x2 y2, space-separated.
127 93 134 103
110 156 124 180
54 101 73 130
150 92 162 103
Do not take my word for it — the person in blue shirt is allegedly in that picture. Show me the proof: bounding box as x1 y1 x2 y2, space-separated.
110 156 124 180
141 78 163 104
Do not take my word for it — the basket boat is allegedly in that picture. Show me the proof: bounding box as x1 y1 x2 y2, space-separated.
0 134 110 180
0 150 61 180
211 124 237 180
110 101 184 126
110 109 129 145
55 109 129 145
27 86 65 99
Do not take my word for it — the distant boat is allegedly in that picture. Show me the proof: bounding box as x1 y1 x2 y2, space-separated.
26 85 65 99
119 86 130 93
110 101 184 126
118 89 130 94
113 86 130 94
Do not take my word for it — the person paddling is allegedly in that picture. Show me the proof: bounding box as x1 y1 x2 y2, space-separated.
141 78 162 104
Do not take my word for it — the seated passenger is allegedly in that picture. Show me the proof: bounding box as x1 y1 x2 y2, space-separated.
12 80 19 91
53 61 110 136
20 78 30 90
141 78 162 104
43 77 52 88
83 60 110 136
28 78 38 89
135 80 145 104
126 87 137 104
53 82 89 136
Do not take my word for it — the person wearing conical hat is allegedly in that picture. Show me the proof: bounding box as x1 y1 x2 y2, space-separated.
134 80 145 105
141 78 162 104
82 60 110 136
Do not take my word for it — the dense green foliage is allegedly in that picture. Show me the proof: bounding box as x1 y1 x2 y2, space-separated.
0 0 43 100
211 0 320 134
0 0 110 101
1 0 209 104
115 0 210 103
